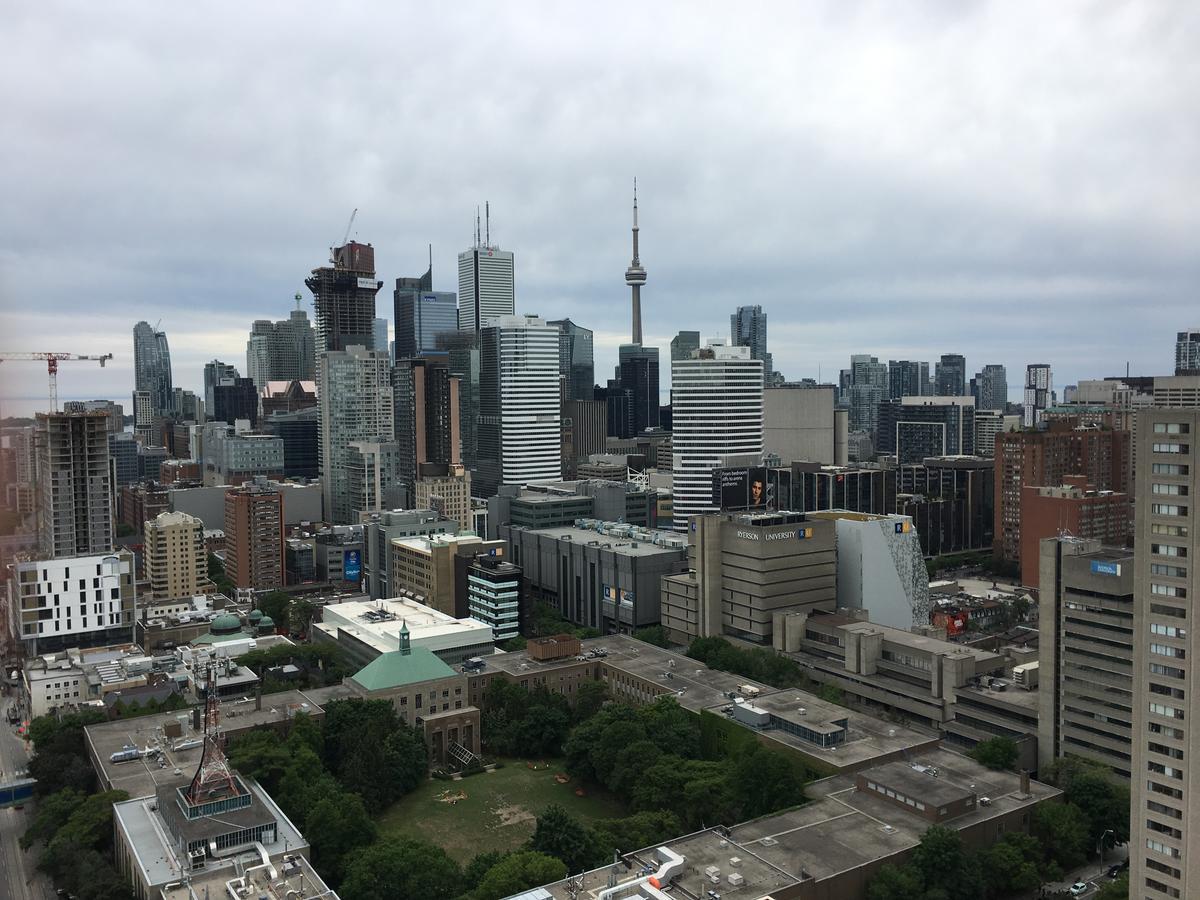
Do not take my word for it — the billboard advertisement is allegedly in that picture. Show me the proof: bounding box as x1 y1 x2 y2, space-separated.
1090 559 1121 577
343 549 362 583
713 466 790 511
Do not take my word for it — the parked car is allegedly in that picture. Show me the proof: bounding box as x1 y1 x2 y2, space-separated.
1107 860 1129 878
1069 882 1089 897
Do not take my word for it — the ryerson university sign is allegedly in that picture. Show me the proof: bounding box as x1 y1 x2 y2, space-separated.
736 526 815 542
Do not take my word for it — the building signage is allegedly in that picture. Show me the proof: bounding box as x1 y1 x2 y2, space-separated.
737 528 813 542
344 549 361 582
356 277 377 290
1090 560 1121 577
712 465 791 512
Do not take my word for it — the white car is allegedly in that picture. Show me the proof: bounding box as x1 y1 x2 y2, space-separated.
1070 882 1089 897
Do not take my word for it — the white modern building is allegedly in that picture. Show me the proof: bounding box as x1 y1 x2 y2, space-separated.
318 345 394 524
7 549 136 654
457 230 516 332
671 341 764 530
476 315 562 497
312 595 494 667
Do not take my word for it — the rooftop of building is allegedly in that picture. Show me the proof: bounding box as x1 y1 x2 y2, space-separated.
501 519 688 554
392 533 483 554
484 636 936 771
955 680 1040 711
160 852 334 900
350 644 457 692
315 595 493 654
807 611 1005 665
86 689 327 799
113 778 312 893
521 747 1057 900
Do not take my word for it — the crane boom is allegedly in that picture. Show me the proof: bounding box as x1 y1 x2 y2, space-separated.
0 352 114 412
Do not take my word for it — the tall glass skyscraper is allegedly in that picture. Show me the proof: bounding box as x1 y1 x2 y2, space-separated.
133 321 174 416
548 318 594 402
395 265 457 359
731 305 772 376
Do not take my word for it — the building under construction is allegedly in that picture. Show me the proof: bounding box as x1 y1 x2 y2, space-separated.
305 241 382 353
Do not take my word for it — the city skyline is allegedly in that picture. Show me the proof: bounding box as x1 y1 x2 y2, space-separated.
3 3 1197 410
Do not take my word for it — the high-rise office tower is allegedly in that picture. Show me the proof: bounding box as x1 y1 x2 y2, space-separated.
671 342 764 530
847 354 888 435
476 315 561 497
203 360 239 412
373 318 389 356
625 181 647 344
392 355 461 492
935 353 967 396
132 390 156 445
1023 364 1053 427
548 318 594 402
224 480 285 590
211 377 259 428
306 241 382 352
318 346 393 525
973 364 1008 412
1037 536 1135 777
671 331 700 363
246 297 316 388
731 305 772 377
876 396 976 464
143 510 206 600
133 321 174 416
457 207 515 333
1176 329 1200 375
35 409 113 558
1130 408 1198 898
887 360 929 400
394 262 457 359
615 344 660 437
435 330 480 471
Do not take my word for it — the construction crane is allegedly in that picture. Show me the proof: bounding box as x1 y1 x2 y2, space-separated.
0 352 114 412
330 208 358 263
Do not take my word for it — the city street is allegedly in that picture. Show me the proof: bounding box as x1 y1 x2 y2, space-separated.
0 696 54 900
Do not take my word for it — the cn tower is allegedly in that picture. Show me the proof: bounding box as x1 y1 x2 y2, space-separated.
625 179 647 345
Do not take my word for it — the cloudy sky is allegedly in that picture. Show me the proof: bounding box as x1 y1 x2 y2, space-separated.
1 1 1197 414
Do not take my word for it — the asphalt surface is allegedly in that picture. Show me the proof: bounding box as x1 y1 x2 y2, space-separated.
1 695 55 900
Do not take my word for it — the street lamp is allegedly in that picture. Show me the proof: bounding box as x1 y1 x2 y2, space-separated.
1098 828 1114 864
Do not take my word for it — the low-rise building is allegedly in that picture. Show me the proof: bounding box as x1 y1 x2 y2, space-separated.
499 519 689 633
313 595 494 668
361 508 460 600
498 749 1059 900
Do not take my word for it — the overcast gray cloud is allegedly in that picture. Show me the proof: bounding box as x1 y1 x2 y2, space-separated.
1 0 1197 411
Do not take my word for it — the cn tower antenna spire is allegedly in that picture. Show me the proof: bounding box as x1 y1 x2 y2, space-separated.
624 178 647 345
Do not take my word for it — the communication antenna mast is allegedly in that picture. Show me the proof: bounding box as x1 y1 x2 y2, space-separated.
485 201 490 247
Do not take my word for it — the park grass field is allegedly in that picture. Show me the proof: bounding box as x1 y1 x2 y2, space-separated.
377 758 625 862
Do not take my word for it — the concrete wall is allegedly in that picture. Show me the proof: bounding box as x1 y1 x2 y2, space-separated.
764 387 837 464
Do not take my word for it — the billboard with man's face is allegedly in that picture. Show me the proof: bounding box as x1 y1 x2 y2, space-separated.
713 466 790 511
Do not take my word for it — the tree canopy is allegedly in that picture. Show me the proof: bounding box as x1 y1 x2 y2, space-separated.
968 736 1019 771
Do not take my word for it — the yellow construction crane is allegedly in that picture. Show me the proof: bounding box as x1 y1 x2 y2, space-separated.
0 352 114 412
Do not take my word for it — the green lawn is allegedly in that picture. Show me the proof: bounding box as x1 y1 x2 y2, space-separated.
377 758 626 862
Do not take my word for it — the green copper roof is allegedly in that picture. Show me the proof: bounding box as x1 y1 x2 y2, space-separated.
350 648 455 692
211 613 242 634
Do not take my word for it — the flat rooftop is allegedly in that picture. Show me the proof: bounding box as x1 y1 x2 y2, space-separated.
520 748 1058 900
812 612 1004 665
86 690 326 798
485 636 937 772
160 852 336 900
956 682 1040 711
504 523 688 556
316 595 493 654
114 779 310 893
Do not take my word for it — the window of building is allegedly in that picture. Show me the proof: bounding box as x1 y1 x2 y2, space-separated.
1153 423 1190 435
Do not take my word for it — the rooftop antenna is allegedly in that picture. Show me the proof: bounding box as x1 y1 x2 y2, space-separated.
485 201 491 247
475 206 481 247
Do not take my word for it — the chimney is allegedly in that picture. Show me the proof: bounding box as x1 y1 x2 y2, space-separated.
255 682 262 711
1019 770 1030 797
